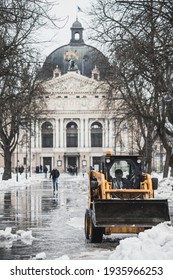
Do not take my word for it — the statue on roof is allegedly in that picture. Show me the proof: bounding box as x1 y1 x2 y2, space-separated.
68 59 78 71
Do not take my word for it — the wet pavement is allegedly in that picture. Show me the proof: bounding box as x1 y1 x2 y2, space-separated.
0 174 117 260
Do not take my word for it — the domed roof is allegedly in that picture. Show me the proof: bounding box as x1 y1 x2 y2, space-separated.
41 20 110 80
71 20 83 29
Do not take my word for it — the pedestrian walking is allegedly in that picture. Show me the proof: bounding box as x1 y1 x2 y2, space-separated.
19 165 24 175
50 167 60 193
43 165 48 178
82 167 85 177
74 165 78 176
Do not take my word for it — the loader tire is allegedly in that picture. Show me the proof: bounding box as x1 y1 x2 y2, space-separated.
84 209 90 239
152 177 158 190
89 213 103 243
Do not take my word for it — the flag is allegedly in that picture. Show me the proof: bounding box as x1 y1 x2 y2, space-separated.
77 5 83 12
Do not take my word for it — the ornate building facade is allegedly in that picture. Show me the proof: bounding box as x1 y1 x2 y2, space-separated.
0 19 129 174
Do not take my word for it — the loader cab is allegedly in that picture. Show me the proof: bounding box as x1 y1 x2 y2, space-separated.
100 155 142 189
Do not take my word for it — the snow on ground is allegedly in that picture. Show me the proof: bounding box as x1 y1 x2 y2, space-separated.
109 222 173 260
0 171 173 259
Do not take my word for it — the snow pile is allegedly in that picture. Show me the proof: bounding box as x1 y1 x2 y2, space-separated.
155 177 173 202
109 222 173 260
16 230 35 245
56 254 70 260
0 172 44 191
0 227 35 247
32 252 47 260
0 227 17 241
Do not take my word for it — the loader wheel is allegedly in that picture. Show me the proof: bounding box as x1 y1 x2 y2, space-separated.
152 177 158 190
84 209 90 239
89 213 103 243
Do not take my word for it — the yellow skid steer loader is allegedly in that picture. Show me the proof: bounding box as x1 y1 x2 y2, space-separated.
85 152 170 243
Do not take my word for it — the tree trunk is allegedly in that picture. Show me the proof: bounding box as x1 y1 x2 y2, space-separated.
2 146 12 180
170 162 173 177
163 147 172 178
146 142 153 174
142 133 154 174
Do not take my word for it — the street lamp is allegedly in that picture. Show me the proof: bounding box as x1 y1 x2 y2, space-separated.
29 122 35 177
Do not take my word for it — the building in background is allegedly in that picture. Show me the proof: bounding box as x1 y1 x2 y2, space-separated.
0 19 130 174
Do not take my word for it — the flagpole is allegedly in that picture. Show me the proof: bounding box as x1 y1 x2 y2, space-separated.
76 5 83 21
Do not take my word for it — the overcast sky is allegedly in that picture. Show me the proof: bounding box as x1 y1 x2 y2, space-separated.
37 0 92 60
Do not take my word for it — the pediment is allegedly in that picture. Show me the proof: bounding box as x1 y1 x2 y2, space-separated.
44 72 106 93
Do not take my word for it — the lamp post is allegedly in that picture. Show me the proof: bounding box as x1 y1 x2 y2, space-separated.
29 121 32 177
25 129 28 179
16 139 19 182
29 131 31 177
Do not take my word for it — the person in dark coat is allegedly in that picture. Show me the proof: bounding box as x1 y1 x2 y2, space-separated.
43 165 48 178
50 167 60 192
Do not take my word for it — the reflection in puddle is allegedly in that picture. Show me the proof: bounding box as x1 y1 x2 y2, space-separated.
0 177 106 260
0 181 60 259
0 183 58 231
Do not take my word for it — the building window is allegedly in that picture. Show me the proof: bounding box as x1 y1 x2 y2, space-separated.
23 157 26 165
94 73 98 80
74 32 80 40
55 73 59 78
66 122 78 147
91 121 102 147
42 121 53 148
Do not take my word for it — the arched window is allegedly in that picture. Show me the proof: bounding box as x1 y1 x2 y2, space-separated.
91 122 102 147
42 122 53 147
66 122 78 147
74 32 80 40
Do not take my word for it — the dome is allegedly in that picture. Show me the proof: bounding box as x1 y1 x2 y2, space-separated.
71 20 83 29
41 20 110 80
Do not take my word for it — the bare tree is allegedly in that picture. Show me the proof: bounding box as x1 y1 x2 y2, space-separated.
88 0 173 176
0 0 61 180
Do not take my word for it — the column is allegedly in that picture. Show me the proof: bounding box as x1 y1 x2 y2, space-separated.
35 120 39 148
80 118 84 148
105 119 108 148
123 124 128 151
85 118 88 148
109 119 113 148
37 121 41 148
55 118 59 148
60 118 64 148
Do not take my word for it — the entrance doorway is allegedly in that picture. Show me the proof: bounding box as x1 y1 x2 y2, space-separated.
93 157 101 171
43 157 52 172
68 157 76 167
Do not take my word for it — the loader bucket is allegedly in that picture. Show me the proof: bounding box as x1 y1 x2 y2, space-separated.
92 199 170 228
